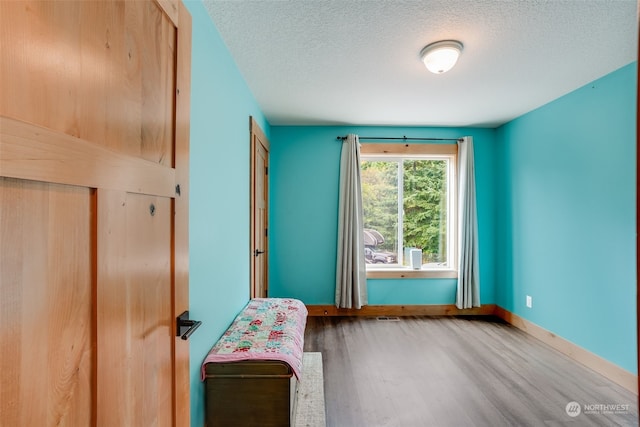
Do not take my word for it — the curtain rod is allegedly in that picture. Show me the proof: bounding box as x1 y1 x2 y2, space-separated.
336 135 463 142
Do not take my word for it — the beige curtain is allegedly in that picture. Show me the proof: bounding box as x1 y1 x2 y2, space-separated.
335 134 367 309
456 136 481 309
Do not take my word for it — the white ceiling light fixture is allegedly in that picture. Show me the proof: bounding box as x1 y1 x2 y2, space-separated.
420 40 463 74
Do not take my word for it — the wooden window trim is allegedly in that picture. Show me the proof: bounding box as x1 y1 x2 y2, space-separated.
361 142 459 279
360 143 458 156
367 269 458 279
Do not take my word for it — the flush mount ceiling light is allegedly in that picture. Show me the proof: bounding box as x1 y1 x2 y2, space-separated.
420 40 463 74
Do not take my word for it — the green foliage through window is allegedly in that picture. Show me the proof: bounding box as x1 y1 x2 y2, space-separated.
361 157 449 266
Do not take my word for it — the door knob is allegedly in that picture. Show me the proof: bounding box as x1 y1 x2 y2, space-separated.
254 249 265 257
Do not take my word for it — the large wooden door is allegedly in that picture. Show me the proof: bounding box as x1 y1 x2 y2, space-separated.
250 117 270 298
0 1 192 426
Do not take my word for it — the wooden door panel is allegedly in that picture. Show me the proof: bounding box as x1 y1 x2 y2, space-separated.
0 1 191 425
0 177 93 427
0 116 176 198
0 0 176 166
96 189 172 427
250 118 269 299
256 142 267 297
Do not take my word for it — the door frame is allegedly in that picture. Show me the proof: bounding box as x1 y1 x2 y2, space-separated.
249 116 270 298
172 2 192 425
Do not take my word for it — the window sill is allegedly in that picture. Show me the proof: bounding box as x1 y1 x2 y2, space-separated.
366 269 458 279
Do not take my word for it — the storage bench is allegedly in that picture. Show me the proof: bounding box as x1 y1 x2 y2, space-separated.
201 298 308 427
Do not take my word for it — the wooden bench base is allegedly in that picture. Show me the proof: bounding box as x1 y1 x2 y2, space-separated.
204 360 298 427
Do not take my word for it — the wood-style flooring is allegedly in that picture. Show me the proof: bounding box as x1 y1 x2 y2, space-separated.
303 316 638 427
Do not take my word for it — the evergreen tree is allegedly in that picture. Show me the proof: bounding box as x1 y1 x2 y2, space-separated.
361 158 447 263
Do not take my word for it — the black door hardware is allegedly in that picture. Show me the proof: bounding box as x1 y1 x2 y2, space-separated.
176 311 202 340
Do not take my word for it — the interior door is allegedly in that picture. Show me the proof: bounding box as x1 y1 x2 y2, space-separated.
0 1 192 426
250 117 270 299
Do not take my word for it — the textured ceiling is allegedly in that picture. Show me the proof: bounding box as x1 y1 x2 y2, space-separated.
203 0 638 127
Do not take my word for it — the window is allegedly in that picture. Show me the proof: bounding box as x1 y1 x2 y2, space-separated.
360 144 457 278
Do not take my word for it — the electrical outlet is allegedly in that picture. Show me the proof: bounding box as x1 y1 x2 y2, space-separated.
526 295 532 308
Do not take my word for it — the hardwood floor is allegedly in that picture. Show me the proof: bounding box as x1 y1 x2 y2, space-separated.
304 316 638 427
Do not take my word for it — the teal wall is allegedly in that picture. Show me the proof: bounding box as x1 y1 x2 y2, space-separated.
269 126 498 305
184 1 637 422
495 62 637 373
184 2 271 426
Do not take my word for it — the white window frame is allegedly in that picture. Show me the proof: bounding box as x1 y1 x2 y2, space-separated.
360 143 458 279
